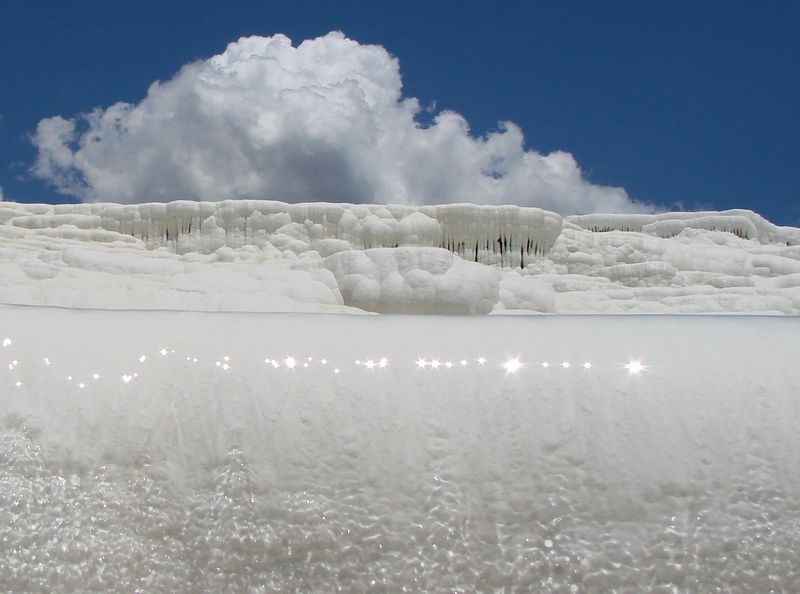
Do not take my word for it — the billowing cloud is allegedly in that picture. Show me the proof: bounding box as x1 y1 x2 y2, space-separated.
32 32 651 214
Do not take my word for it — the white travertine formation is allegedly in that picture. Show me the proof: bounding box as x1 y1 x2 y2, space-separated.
1 309 798 591
2 200 800 314
2 199 800 589
567 209 800 244
5 200 563 266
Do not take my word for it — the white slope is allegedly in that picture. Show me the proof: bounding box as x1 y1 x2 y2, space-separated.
2 200 800 314
1 306 799 591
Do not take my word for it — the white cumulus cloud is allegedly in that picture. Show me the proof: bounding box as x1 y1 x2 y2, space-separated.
31 32 651 214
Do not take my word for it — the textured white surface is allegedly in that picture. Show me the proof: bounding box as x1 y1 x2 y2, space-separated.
2 200 800 314
1 307 798 591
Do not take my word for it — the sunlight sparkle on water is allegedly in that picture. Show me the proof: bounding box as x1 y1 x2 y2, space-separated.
626 360 645 374
0 338 661 395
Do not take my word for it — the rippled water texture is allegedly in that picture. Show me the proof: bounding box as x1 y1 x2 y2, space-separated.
1 308 799 592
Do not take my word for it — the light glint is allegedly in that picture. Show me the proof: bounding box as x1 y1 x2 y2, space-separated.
44 358 51 366
334 368 340 374
561 361 571 369
477 357 487 365
138 355 146 363
542 362 550 368
2 338 10 347
379 357 388 368
583 362 592 369
285 356 296 369
416 358 428 369
15 381 21 387
159 349 168 356
445 361 453 369
431 359 441 369
321 359 328 365
626 360 645 374
364 359 375 369
460 360 468 367
504 357 523 374
92 373 100 380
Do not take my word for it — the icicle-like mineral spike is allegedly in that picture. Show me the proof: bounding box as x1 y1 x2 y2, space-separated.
7 200 564 265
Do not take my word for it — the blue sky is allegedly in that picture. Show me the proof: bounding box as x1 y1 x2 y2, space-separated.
1 1 798 223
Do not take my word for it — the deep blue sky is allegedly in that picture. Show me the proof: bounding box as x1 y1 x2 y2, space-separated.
1 1 798 224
